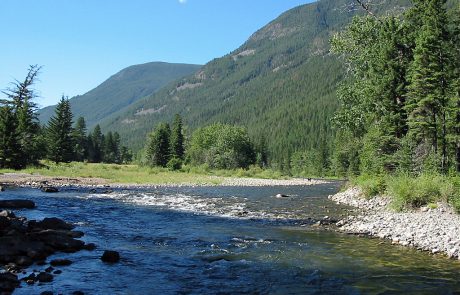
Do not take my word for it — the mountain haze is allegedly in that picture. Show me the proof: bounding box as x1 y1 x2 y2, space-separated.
38 62 201 128
99 0 410 162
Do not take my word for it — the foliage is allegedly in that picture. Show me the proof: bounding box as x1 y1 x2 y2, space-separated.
351 174 386 199
46 96 74 163
188 123 256 169
0 106 23 169
170 114 185 160
386 173 459 211
144 123 171 167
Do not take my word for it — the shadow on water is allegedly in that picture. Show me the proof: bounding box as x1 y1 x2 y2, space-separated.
2 183 460 294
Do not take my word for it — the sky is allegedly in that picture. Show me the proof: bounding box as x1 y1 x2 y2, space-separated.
0 0 314 107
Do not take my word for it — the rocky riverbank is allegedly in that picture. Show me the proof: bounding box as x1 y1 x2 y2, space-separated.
330 187 460 260
0 172 328 189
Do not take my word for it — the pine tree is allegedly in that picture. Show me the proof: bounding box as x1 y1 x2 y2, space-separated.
46 96 74 163
144 123 171 167
170 114 184 160
0 106 23 169
406 0 450 172
72 117 88 162
89 125 103 163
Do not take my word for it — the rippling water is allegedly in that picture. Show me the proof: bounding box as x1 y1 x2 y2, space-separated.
4 183 460 294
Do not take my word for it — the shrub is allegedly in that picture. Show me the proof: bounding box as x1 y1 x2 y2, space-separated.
352 174 386 199
167 157 182 171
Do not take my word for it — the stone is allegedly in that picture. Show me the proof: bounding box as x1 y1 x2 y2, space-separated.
101 250 120 263
275 194 289 198
0 210 15 218
41 186 59 193
53 270 62 275
29 217 75 231
83 243 96 251
0 199 36 209
72 291 85 295
0 185 4 192
37 272 53 282
40 291 54 295
0 272 20 292
50 258 72 266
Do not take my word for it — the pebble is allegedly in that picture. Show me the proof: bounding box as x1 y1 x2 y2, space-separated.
330 187 460 260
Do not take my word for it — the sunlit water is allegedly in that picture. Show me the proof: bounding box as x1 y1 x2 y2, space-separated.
3 183 460 294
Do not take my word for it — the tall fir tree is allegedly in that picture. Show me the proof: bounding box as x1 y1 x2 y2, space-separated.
406 0 450 172
46 96 74 163
72 117 88 162
170 114 184 160
144 123 171 167
0 106 23 169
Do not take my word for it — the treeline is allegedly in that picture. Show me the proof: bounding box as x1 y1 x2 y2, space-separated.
0 66 132 169
142 115 266 170
330 0 459 176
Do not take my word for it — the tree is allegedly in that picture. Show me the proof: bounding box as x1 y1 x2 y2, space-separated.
0 106 23 169
46 96 74 163
188 123 255 169
1 65 42 166
144 123 171 167
88 125 103 163
170 114 185 160
72 117 88 162
406 0 451 172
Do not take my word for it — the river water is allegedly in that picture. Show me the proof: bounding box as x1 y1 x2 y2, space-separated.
4 183 460 294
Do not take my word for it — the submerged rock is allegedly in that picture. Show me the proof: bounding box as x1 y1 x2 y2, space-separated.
41 186 59 193
50 258 72 266
37 272 53 282
101 250 120 263
275 193 290 198
0 199 35 209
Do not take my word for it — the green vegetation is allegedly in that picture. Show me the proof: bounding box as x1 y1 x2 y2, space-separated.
335 0 459 211
38 62 202 128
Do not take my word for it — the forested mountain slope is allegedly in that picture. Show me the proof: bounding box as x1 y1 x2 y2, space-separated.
38 62 201 128
100 0 411 164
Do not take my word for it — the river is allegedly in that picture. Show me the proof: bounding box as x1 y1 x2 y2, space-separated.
4 183 460 294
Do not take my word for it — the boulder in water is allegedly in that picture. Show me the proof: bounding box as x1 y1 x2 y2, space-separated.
101 250 120 263
275 193 290 198
41 186 59 193
0 199 35 209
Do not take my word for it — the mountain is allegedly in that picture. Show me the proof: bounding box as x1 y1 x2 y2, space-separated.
99 0 411 162
38 62 202 128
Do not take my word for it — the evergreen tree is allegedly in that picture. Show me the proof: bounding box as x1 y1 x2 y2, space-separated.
1 65 42 166
144 123 171 167
46 96 74 163
72 117 88 162
89 125 103 163
406 0 450 172
170 114 184 160
0 106 23 169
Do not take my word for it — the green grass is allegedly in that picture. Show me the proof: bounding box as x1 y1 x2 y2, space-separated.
352 173 460 212
0 161 287 185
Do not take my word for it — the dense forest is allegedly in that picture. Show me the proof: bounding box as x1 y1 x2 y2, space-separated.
331 0 459 176
0 66 132 169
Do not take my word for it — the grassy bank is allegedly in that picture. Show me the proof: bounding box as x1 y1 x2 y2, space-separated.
352 174 460 212
0 161 286 185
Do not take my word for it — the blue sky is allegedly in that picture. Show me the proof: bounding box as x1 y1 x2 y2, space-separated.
0 0 314 107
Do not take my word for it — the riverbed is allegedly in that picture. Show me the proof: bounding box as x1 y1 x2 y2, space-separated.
4 183 460 294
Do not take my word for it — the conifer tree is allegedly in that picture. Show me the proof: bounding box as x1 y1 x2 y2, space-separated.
406 0 450 172
89 125 103 163
72 117 88 162
170 114 184 160
0 106 23 169
144 123 171 167
46 96 74 163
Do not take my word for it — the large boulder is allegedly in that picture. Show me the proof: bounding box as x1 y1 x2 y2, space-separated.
101 250 120 263
0 199 35 209
41 186 59 193
0 272 20 292
29 217 75 231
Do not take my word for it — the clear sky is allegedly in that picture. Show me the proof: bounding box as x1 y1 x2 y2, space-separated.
0 0 314 107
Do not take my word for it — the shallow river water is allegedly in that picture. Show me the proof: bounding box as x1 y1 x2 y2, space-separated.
4 183 460 294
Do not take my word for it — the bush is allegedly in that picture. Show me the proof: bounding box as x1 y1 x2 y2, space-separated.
386 174 459 211
167 157 182 171
352 174 386 199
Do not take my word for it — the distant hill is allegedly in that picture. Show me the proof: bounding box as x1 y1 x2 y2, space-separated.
38 62 202 128
99 0 410 162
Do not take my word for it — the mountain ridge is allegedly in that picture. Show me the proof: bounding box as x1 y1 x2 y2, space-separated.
38 62 202 128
